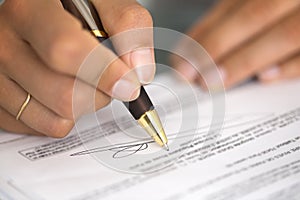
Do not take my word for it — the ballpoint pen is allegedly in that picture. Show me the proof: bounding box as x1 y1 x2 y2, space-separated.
61 0 169 150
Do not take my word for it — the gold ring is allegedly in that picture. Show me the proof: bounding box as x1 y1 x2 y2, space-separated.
16 93 31 120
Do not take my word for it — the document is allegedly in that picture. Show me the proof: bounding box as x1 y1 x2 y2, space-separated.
0 74 300 200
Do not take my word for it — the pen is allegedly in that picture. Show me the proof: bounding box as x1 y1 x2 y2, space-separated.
61 0 169 151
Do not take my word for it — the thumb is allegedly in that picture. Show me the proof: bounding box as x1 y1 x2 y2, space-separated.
92 0 155 84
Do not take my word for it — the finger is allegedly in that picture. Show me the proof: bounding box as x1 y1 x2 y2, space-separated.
92 0 155 84
75 45 141 100
4 0 141 100
187 0 242 39
0 27 113 119
0 106 43 136
5 0 97 75
258 53 300 82
200 0 300 60
172 0 242 82
217 9 300 88
0 75 74 138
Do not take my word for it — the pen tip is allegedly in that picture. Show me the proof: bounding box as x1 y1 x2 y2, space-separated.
163 143 169 151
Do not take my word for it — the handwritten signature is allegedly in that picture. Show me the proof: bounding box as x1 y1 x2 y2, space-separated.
70 114 270 159
70 140 153 158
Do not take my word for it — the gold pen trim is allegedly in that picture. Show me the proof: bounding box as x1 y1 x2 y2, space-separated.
138 109 168 147
91 29 107 38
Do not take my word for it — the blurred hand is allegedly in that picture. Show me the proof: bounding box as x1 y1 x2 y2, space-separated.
0 0 154 137
173 0 300 88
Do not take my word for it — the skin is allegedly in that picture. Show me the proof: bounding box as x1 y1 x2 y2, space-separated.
173 0 300 88
2 0 299 137
0 0 155 137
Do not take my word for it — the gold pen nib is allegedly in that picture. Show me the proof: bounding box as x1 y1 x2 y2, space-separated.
138 109 168 149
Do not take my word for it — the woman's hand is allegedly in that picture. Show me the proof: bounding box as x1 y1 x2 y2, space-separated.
0 0 154 137
173 0 300 88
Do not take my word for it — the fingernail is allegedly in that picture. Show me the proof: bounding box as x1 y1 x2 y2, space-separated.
258 66 280 81
176 62 198 81
112 77 140 101
131 49 155 84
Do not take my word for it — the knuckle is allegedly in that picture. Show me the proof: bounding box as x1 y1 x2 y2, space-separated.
47 32 83 72
1 0 24 18
117 5 153 28
239 54 254 70
0 41 10 67
0 28 16 68
45 118 74 138
203 39 223 60
241 0 275 22
56 81 74 119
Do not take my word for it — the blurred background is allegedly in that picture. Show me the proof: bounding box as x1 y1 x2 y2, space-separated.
139 0 217 32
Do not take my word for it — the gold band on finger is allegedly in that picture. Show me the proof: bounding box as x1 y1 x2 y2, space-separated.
16 93 31 120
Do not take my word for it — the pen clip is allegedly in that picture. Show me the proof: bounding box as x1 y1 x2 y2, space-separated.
61 0 90 30
87 0 106 37
71 0 107 38
71 0 98 31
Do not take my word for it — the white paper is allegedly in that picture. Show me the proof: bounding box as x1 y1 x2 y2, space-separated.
0 74 300 200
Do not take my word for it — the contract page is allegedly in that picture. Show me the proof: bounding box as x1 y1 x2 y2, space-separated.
0 75 299 200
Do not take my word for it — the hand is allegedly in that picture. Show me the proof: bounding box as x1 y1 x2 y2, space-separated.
173 0 300 88
0 0 154 137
